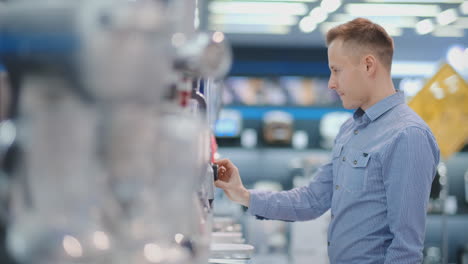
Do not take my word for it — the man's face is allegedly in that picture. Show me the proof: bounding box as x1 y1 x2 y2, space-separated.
327 39 369 110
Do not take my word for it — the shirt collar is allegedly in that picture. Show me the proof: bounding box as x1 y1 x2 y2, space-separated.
353 90 405 122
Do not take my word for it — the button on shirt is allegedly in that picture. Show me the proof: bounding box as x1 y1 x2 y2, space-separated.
247 91 440 264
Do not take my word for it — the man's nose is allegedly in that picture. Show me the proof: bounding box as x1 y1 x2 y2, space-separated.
328 78 336 90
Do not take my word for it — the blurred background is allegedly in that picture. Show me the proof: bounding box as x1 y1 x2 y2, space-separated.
1 0 468 264
207 1 468 264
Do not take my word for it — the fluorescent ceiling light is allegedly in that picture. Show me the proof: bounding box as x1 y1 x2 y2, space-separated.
209 24 290 34
437 8 458 25
326 15 403 36
345 4 441 17
392 61 437 78
321 0 342 13
309 7 328 23
209 14 298 26
415 19 435 34
209 2 308 15
319 21 341 34
432 26 464 37
299 16 318 33
461 1 468 14
453 17 468 28
380 25 403 36
319 24 401 36
332 14 418 28
365 0 463 3
232 0 317 2
446 45 467 71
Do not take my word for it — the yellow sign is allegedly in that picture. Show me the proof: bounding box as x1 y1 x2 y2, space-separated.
409 63 468 159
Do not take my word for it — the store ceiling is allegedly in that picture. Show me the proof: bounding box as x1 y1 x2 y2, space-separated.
202 0 468 62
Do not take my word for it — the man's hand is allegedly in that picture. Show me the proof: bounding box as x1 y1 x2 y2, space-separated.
214 159 250 207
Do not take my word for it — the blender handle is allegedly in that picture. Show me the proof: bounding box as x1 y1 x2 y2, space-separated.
212 164 218 181
191 79 207 112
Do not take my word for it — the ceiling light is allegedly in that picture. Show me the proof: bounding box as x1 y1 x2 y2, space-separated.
332 14 418 28
209 24 290 34
447 45 466 71
209 2 308 15
392 61 437 78
432 26 464 37
415 19 435 35
209 14 298 26
299 16 318 33
380 25 403 36
245 0 318 2
345 4 441 17
319 21 341 34
453 17 468 28
437 8 458 25
364 0 463 3
461 1 468 14
321 0 342 13
309 7 328 23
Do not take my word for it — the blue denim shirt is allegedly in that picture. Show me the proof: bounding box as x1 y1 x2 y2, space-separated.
247 91 440 263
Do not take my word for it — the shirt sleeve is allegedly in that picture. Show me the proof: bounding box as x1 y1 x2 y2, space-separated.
246 161 334 222
382 127 440 263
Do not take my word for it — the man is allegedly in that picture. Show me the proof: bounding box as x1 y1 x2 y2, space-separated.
214 18 440 263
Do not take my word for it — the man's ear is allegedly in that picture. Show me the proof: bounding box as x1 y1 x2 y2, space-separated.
363 54 377 75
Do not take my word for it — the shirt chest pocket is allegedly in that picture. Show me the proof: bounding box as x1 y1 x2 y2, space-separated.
343 149 371 193
331 143 343 180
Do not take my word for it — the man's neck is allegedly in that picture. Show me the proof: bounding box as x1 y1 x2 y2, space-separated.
362 75 396 110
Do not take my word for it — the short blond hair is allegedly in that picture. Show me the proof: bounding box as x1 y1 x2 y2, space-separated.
326 18 394 70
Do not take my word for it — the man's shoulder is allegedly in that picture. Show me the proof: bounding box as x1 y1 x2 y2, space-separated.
385 104 432 133
378 106 440 162
371 104 438 152
385 105 439 150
